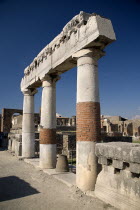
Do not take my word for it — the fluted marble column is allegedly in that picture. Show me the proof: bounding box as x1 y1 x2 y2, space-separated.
40 76 59 169
22 88 37 158
73 48 104 191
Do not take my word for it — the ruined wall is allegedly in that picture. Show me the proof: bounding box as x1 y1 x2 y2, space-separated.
101 116 140 138
62 134 76 158
57 116 76 126
1 108 23 133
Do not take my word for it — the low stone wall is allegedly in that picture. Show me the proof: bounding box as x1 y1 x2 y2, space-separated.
8 133 22 156
95 142 140 210
8 132 40 157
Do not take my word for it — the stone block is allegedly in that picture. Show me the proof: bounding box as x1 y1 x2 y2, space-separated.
11 139 16 152
15 141 22 156
98 156 108 165
8 139 12 150
130 163 140 174
95 164 140 210
113 159 123 169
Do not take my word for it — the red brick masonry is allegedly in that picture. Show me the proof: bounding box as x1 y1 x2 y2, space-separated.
76 102 101 142
40 128 56 144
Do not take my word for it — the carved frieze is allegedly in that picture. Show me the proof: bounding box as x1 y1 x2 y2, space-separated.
23 11 96 77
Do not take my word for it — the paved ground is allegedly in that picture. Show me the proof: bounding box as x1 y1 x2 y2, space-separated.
0 149 115 210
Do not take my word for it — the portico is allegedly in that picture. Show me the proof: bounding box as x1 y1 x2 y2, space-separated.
21 11 116 191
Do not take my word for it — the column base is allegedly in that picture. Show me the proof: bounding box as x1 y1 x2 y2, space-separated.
40 144 56 169
76 141 97 191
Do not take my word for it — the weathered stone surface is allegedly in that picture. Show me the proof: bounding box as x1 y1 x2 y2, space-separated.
130 163 140 174
98 156 108 165
95 142 140 210
113 159 123 169
1 108 22 133
95 165 140 210
21 11 116 91
96 142 140 163
15 141 22 156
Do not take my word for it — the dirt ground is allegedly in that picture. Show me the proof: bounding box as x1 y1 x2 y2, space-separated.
0 149 115 210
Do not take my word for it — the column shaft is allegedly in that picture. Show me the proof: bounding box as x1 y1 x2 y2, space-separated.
75 49 102 191
22 90 35 158
40 78 56 169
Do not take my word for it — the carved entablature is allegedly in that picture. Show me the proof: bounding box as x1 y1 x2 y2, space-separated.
23 11 96 77
21 11 116 91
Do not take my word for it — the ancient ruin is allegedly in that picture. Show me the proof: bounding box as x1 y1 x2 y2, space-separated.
1 11 139 210
1 108 23 133
20 11 116 192
95 142 140 210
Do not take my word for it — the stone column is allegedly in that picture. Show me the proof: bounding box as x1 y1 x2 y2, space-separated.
73 48 104 191
22 89 37 158
40 75 59 169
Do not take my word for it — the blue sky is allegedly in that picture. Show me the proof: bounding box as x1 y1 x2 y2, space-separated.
0 0 140 119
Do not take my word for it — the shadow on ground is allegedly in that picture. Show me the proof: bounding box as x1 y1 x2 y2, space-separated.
0 176 39 202
0 148 7 151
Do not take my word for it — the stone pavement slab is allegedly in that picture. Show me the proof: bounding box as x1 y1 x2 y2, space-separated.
24 158 76 187
0 149 116 210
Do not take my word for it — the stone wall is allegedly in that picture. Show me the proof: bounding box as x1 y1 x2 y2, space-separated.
55 132 133 159
101 116 140 138
62 133 76 158
56 134 63 154
57 116 76 126
1 108 23 133
95 142 140 210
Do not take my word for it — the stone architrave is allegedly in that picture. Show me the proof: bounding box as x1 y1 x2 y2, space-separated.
21 12 116 92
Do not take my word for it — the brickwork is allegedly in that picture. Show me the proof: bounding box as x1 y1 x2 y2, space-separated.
76 102 101 142
40 128 56 144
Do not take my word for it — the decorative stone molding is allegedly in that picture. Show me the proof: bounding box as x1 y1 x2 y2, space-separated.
21 11 116 91
95 142 140 210
96 142 140 165
24 12 95 77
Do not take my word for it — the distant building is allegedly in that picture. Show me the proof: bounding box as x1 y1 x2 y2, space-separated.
101 115 140 138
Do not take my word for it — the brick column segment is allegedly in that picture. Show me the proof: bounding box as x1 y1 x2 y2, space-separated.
40 75 60 169
22 88 37 158
73 48 105 191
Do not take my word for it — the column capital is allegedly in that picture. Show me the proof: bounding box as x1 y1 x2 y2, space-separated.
72 48 105 61
42 75 61 87
22 88 38 96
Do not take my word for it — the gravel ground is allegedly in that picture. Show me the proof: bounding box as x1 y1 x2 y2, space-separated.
0 149 115 210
